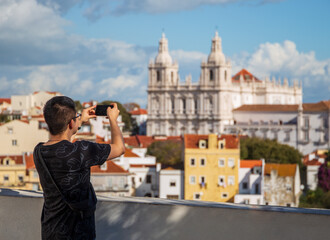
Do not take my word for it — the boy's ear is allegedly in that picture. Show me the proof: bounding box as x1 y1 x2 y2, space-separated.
68 120 73 130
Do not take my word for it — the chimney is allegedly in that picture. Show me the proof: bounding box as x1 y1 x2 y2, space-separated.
208 134 217 149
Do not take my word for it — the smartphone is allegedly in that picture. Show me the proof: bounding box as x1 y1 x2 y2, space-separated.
95 105 113 116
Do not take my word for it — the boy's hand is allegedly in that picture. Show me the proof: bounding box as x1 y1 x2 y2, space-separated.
81 105 97 123
107 103 120 121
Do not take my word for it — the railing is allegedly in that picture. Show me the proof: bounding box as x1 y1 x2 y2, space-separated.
1 188 330 240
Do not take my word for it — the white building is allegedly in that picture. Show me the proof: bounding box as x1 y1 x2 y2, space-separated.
130 108 147 135
234 160 264 205
113 148 160 197
303 149 328 190
264 163 301 207
226 101 330 155
159 167 184 200
11 91 62 116
147 32 302 136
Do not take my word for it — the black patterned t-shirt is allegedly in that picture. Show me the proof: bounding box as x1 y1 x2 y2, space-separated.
33 140 111 240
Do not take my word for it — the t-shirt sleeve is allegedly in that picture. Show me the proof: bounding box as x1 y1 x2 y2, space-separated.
78 141 111 168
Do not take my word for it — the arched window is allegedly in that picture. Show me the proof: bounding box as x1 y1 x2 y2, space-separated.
194 99 198 114
157 71 161 82
171 71 174 84
224 70 227 81
210 69 214 81
182 99 186 114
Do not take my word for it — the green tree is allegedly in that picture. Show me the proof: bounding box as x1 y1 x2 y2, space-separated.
147 140 182 167
101 100 132 132
74 100 83 112
240 137 302 165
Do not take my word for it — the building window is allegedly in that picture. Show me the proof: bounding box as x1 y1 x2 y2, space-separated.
190 176 196 184
285 131 290 141
170 180 176 187
4 175 9 181
194 99 198 114
218 140 225 149
210 69 214 81
228 176 235 186
7 127 13 134
18 176 24 182
12 140 17 146
218 176 225 186
255 183 260 194
157 71 161 82
221 193 228 199
228 158 235 168
5 159 10 165
171 71 174 83
194 193 201 200
171 99 175 114
244 199 249 204
200 176 206 184
303 131 309 142
167 195 179 200
286 203 291 207
286 185 292 191
304 117 309 128
139 177 142 183
219 158 225 167
182 99 186 114
243 182 248 189
146 175 152 184
224 70 227 81
199 140 206 149
190 158 196 166
200 158 206 166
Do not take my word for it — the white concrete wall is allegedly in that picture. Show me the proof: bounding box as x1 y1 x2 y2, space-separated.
159 169 184 199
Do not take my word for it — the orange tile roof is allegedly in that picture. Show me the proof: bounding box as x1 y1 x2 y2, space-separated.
33 91 59 95
25 153 35 169
0 155 24 165
124 148 140 158
91 161 129 174
234 101 330 112
240 160 263 168
124 135 182 148
0 98 11 104
232 69 262 83
184 134 239 149
130 108 148 115
264 163 297 177
303 150 328 166
130 164 156 168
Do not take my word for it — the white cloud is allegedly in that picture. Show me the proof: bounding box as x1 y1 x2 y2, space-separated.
231 40 330 102
36 0 284 20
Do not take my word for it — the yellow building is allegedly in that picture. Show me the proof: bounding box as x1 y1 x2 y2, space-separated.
0 153 41 191
184 134 240 202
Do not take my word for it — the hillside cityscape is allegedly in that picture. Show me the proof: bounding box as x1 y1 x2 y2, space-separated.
1 32 329 209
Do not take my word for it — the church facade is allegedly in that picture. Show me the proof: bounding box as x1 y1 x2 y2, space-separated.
147 32 302 136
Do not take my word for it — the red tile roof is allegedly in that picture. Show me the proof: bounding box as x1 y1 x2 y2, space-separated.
0 155 24 165
232 69 262 83
25 153 35 169
264 163 297 177
184 134 239 149
130 109 148 115
303 150 328 166
33 91 59 95
124 148 140 158
234 101 330 112
0 98 11 104
130 164 156 168
240 160 263 168
124 135 182 148
91 161 129 174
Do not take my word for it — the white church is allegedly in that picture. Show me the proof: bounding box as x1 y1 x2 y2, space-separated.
147 32 302 136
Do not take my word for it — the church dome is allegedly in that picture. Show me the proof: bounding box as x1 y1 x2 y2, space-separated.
155 33 173 65
207 31 226 65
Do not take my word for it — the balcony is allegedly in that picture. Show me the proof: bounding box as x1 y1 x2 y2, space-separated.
1 188 330 240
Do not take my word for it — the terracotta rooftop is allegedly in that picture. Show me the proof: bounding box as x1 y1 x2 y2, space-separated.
0 98 11 104
130 164 156 168
240 160 263 168
124 135 182 148
234 100 330 112
25 153 35 169
0 155 24 165
184 134 239 149
124 148 140 158
91 161 129 174
130 109 148 115
264 163 297 177
232 69 262 83
303 149 328 166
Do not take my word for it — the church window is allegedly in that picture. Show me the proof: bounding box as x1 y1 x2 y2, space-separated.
157 71 161 82
171 99 175 114
224 70 227 81
171 71 174 84
182 99 186 114
210 70 214 81
194 99 198 114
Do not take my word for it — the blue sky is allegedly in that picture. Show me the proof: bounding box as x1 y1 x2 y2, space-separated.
0 0 329 107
